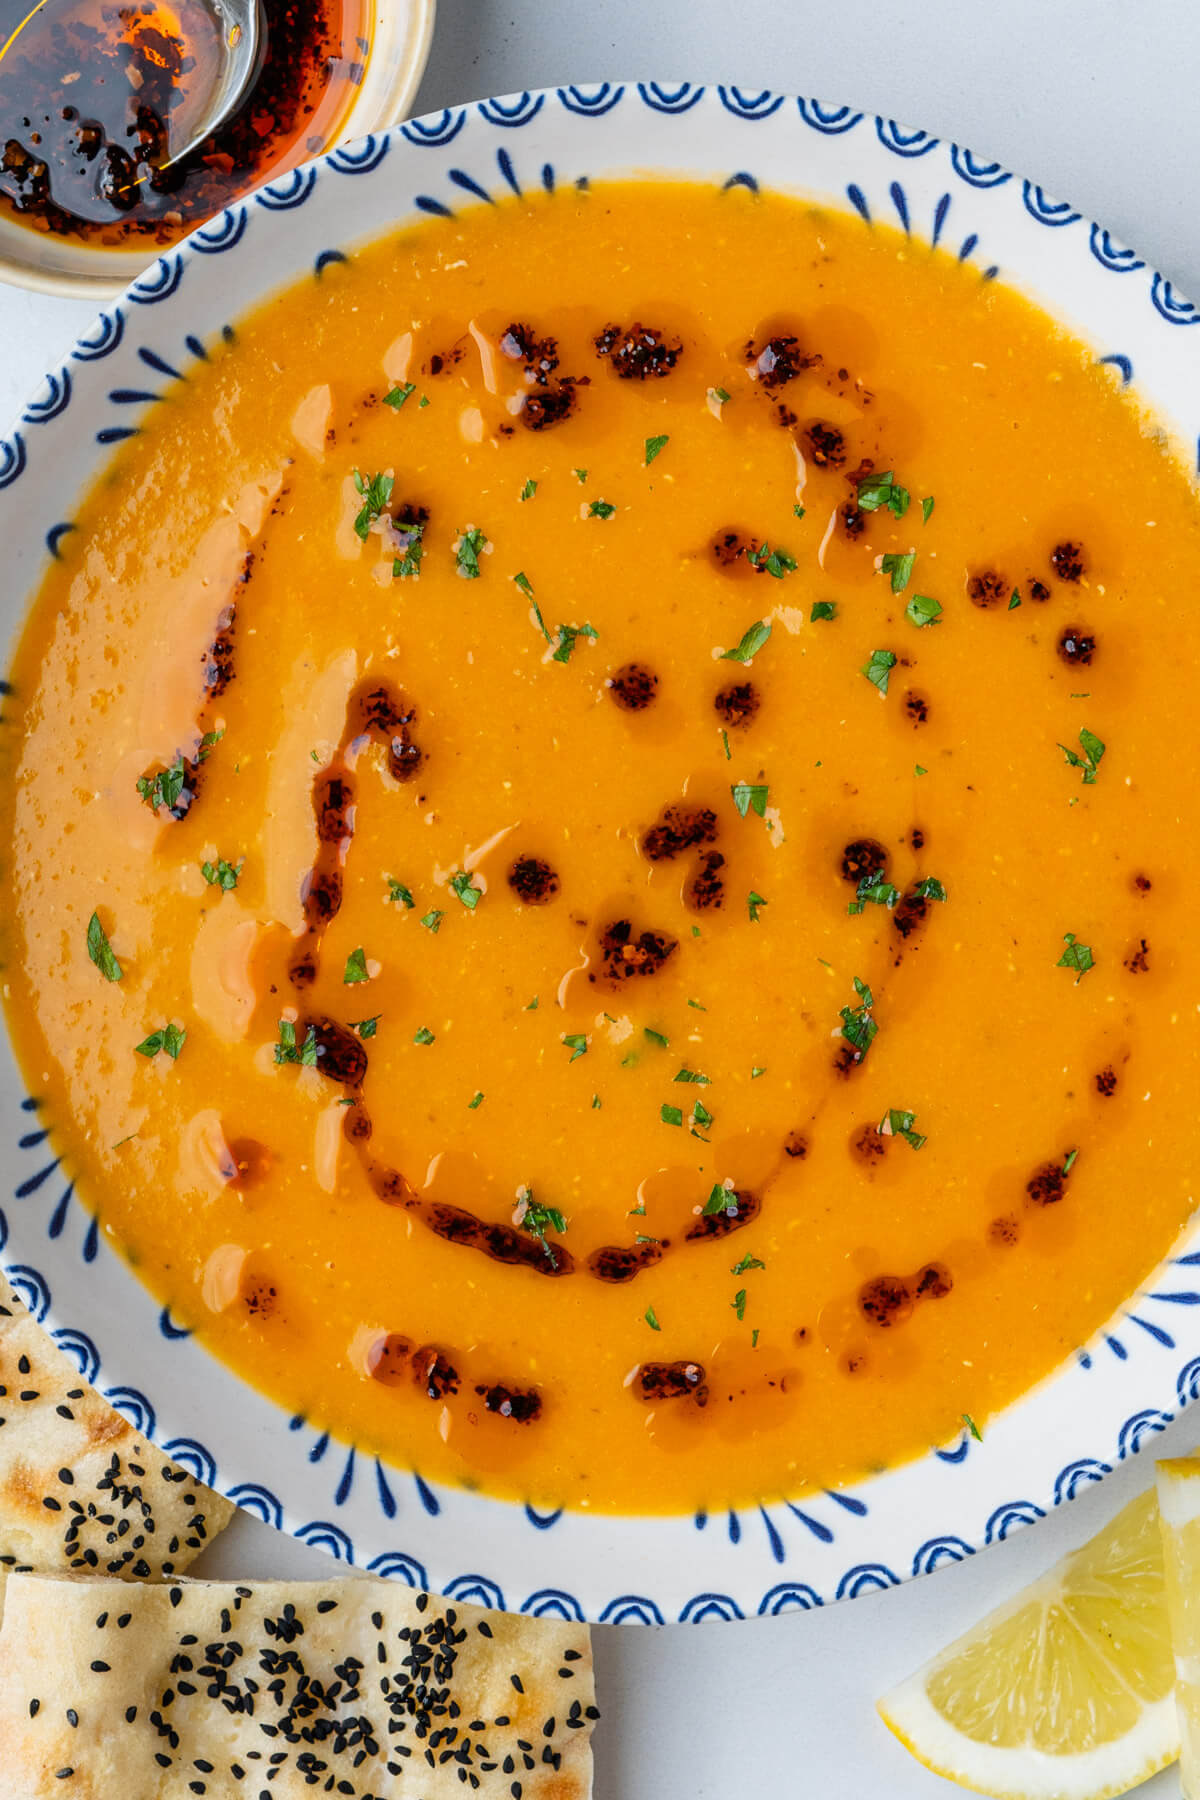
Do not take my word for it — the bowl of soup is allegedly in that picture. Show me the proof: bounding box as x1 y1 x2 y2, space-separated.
2 82 1199 1623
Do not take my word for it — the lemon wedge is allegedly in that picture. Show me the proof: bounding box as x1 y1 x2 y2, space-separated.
878 1487 1179 1799
1156 1457 1200 1796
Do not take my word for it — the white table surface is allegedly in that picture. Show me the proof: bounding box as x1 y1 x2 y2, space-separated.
5 3 1200 1794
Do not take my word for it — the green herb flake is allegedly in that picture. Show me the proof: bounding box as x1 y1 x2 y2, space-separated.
1059 728 1106 786
449 869 482 911
1063 1148 1079 1175
413 1025 436 1045
720 728 731 762
1057 932 1095 983
687 997 707 1011
856 470 910 519
748 890 767 923
793 504 806 520
721 620 772 664
731 781 769 819
751 1066 766 1079
551 622 598 665
922 496 936 524
644 1305 661 1331
1008 588 1022 610
573 467 588 484
519 478 538 501
673 1067 710 1085
383 382 415 409
732 1252 766 1274
704 1184 736 1217
562 1032 589 1062
454 526 489 579
201 857 243 891
420 909 443 934
387 877 414 909
905 593 942 628
839 975 878 1062
963 1412 982 1442
636 1031 666 1055
752 1328 760 1348
343 946 369 984
914 876 948 902
392 519 425 581
516 1189 568 1267
690 1099 713 1131
418 394 430 409
513 570 535 600
274 1020 318 1067
644 434 669 465
353 469 393 540
880 551 915 594
136 756 186 815
709 386 730 406
468 1090 485 1109
526 996 539 1011
732 1288 748 1322
135 1022 186 1060
86 911 123 983
915 764 928 777
847 876 900 917
351 1016 379 1040
660 1104 684 1127
587 499 617 520
881 1107 926 1150
862 648 897 695
591 1094 602 1109
748 541 797 579
810 600 837 622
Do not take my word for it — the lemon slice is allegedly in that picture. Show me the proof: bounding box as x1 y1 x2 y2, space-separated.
878 1487 1179 1800
1156 1457 1200 1797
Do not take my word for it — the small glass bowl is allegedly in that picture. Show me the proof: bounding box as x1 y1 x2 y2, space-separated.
0 0 436 299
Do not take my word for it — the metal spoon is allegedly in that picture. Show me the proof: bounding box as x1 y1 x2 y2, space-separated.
161 0 267 167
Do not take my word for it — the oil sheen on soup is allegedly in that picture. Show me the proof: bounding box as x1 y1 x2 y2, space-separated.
5 182 1200 1515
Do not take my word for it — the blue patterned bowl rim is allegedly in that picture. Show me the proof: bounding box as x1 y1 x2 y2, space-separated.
2 81 1200 1624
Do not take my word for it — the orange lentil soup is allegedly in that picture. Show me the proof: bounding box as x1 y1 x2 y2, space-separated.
4 181 1200 1515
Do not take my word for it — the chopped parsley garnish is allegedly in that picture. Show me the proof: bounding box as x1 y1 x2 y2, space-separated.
905 593 942 628
562 1033 589 1062
198 728 223 760
135 1022 186 1060
748 541 797 579
383 382 415 409
881 1107 926 1150
275 1020 318 1066
751 1066 766 1079
691 1099 713 1132
915 764 927 777
794 504 806 519
922 496 935 524
454 526 489 578
720 728 731 761
645 434 669 465
687 998 707 1011
386 877 414 909
513 570 535 600
449 869 482 910
392 520 424 580
856 470 910 519
862 648 897 695
880 551 915 594
731 1288 748 1321
721 620 771 664
519 478 538 501
201 857 243 890
839 975 877 1061
644 1305 661 1331
731 781 769 819
732 1252 766 1274
810 600 837 622
353 469 393 540
592 1094 602 1109
343 947 369 984
587 498 617 519
420 909 443 933
516 1189 567 1266
468 1090 485 1109
137 756 186 814
526 996 539 1010
86 911 122 983
748 890 767 922
963 1412 982 1442
351 1016 379 1039
1063 1148 1079 1175
848 875 901 916
1059 727 1106 785
914 876 948 902
1008 588 1022 610
551 622 598 664
1057 932 1095 982
644 1027 669 1048
709 386 730 405
418 395 430 408
703 1183 737 1217
573 467 588 483
660 1104 684 1127
413 1025 436 1045
673 1067 710 1084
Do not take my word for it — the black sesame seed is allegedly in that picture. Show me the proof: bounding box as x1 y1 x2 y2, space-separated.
30 1698 40 1717
66 1708 78 1727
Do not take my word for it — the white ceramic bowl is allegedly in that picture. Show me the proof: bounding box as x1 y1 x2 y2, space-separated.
0 0 435 299
3 83 1200 1625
